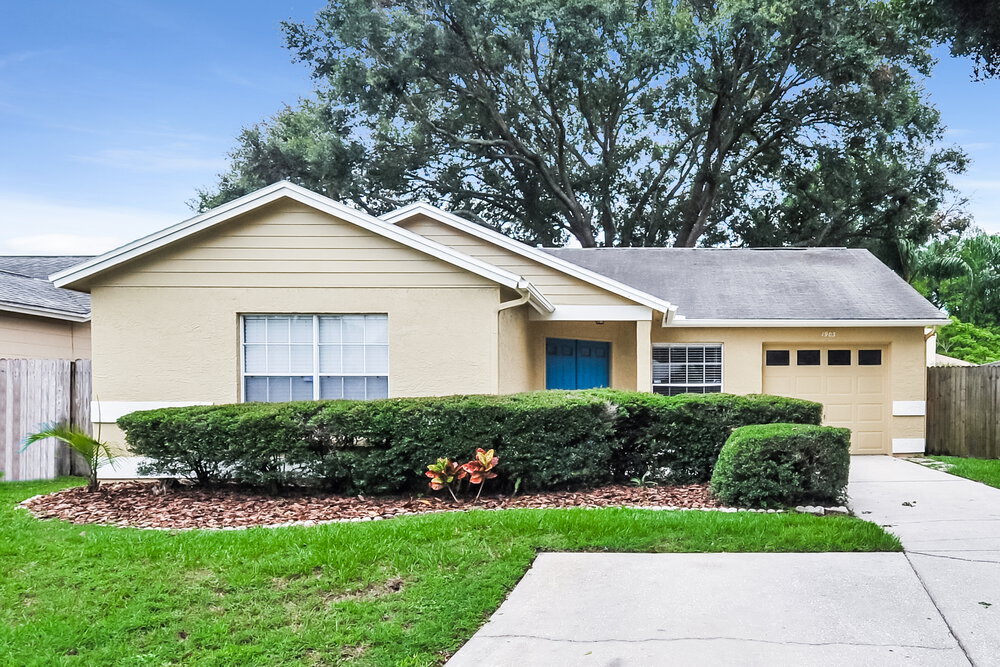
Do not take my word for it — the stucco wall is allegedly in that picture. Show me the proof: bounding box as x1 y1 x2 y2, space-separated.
0 312 90 360
87 199 506 448
652 325 928 452
498 307 534 393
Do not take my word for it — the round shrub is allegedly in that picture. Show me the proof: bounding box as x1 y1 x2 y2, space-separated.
710 423 851 508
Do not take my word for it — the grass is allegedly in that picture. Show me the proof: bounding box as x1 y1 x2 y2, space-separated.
2 478 900 666
929 455 1000 489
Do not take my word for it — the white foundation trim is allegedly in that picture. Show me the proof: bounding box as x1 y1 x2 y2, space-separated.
892 438 926 454
93 401 214 422
893 401 926 416
528 305 653 322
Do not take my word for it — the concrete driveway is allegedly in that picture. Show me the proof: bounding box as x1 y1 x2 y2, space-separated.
449 456 998 666
448 552 965 666
850 456 1000 666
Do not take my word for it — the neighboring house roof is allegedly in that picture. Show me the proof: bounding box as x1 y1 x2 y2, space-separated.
545 247 948 325
934 354 976 367
51 182 555 315
0 256 92 322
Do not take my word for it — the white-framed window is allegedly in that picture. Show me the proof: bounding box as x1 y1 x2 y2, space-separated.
241 314 388 402
652 343 723 396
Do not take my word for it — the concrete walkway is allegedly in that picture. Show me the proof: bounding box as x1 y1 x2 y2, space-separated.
850 456 1000 666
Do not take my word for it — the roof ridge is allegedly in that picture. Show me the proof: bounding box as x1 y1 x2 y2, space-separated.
0 267 49 280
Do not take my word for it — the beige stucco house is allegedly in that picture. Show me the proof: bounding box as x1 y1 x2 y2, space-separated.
0 256 91 360
51 182 948 456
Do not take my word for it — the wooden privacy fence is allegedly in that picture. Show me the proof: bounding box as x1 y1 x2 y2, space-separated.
927 365 1000 459
0 359 91 482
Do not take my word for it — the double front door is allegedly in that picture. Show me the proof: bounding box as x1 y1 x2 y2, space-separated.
545 338 610 390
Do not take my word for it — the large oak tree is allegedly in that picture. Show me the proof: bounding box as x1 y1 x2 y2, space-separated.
198 0 965 250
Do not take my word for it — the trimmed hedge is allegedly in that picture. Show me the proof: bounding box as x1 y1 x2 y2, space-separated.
710 423 851 508
118 390 823 494
593 390 824 484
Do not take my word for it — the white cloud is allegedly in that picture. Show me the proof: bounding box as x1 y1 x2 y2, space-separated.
955 179 1000 191
0 50 53 69
3 234 125 255
75 147 228 173
0 192 181 255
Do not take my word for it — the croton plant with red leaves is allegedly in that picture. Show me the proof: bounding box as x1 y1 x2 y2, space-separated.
425 458 467 502
425 448 500 503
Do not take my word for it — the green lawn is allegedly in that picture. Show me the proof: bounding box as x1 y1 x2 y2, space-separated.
929 456 1000 489
2 478 899 666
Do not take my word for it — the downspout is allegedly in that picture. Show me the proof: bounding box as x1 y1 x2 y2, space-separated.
496 291 533 395
498 293 531 311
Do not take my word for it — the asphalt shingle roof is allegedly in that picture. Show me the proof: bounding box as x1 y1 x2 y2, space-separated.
0 256 92 318
544 247 946 321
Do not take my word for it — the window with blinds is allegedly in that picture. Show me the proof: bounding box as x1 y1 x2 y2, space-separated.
651 344 723 396
242 314 388 402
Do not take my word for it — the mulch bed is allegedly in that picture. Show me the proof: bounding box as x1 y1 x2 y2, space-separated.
20 482 721 530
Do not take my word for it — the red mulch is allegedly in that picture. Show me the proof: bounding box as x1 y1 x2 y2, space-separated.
21 482 720 530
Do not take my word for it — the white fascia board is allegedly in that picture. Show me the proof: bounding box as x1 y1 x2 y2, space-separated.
52 182 527 293
93 401 213 422
529 305 653 322
381 203 674 313
667 318 951 328
0 302 90 322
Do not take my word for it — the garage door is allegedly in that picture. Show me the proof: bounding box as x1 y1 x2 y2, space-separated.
762 347 889 455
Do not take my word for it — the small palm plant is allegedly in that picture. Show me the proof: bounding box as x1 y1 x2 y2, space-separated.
23 424 116 492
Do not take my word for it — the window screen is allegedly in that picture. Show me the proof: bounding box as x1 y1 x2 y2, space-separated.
243 315 388 402
652 344 723 396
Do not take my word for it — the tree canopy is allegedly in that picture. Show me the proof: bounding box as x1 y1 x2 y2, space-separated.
937 317 1000 364
914 0 1000 78
198 0 965 252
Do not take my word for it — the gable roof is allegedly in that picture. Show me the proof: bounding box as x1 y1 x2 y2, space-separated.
380 203 675 315
0 256 92 322
50 182 554 314
545 247 948 325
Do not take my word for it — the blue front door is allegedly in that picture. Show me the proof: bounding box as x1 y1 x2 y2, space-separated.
545 338 610 390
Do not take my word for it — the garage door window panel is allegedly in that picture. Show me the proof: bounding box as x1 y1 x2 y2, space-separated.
797 350 821 366
828 349 852 366
765 350 790 366
858 349 882 366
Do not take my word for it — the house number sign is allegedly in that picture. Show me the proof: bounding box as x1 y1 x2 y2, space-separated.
821 331 837 338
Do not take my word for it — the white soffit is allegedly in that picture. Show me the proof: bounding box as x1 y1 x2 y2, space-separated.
528 305 653 322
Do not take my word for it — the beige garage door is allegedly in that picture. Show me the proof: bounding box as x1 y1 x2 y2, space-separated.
762 346 889 455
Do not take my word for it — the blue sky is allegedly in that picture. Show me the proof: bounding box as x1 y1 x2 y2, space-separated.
0 2 998 255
